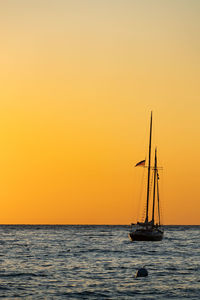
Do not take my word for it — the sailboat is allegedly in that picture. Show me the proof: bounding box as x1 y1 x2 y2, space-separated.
129 112 164 241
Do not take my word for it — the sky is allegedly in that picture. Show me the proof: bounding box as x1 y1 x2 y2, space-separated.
0 0 200 224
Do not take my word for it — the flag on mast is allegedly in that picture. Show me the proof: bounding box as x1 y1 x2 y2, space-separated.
135 160 145 167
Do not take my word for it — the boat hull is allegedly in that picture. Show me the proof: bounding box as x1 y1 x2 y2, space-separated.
129 229 163 241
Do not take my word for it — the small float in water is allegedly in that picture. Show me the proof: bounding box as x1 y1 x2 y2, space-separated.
135 267 148 278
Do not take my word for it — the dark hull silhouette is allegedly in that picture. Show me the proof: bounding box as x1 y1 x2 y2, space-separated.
129 228 163 241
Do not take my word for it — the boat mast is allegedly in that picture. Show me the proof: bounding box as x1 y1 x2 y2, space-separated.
157 171 161 226
152 148 157 225
145 111 152 223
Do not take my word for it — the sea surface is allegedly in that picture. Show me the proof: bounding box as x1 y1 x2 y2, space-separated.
0 225 199 299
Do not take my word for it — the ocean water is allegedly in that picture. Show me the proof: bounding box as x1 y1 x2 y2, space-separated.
0 225 199 299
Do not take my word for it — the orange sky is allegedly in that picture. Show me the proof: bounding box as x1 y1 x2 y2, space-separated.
0 0 200 224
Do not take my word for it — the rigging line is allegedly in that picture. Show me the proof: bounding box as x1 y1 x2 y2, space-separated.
159 169 164 225
136 166 146 222
147 171 154 221
142 166 163 170
149 171 154 195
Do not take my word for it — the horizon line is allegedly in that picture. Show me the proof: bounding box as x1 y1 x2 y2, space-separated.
0 224 199 226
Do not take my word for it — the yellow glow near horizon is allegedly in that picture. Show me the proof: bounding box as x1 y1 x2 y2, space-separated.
0 1 200 224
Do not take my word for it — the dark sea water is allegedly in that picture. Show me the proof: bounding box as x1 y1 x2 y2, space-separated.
0 225 199 299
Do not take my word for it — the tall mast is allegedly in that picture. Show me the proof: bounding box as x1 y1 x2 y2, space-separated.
152 148 157 225
145 111 152 223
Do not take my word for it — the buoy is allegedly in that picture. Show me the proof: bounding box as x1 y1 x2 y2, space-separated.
135 267 148 278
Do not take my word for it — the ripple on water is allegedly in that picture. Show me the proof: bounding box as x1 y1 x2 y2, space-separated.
0 225 199 299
